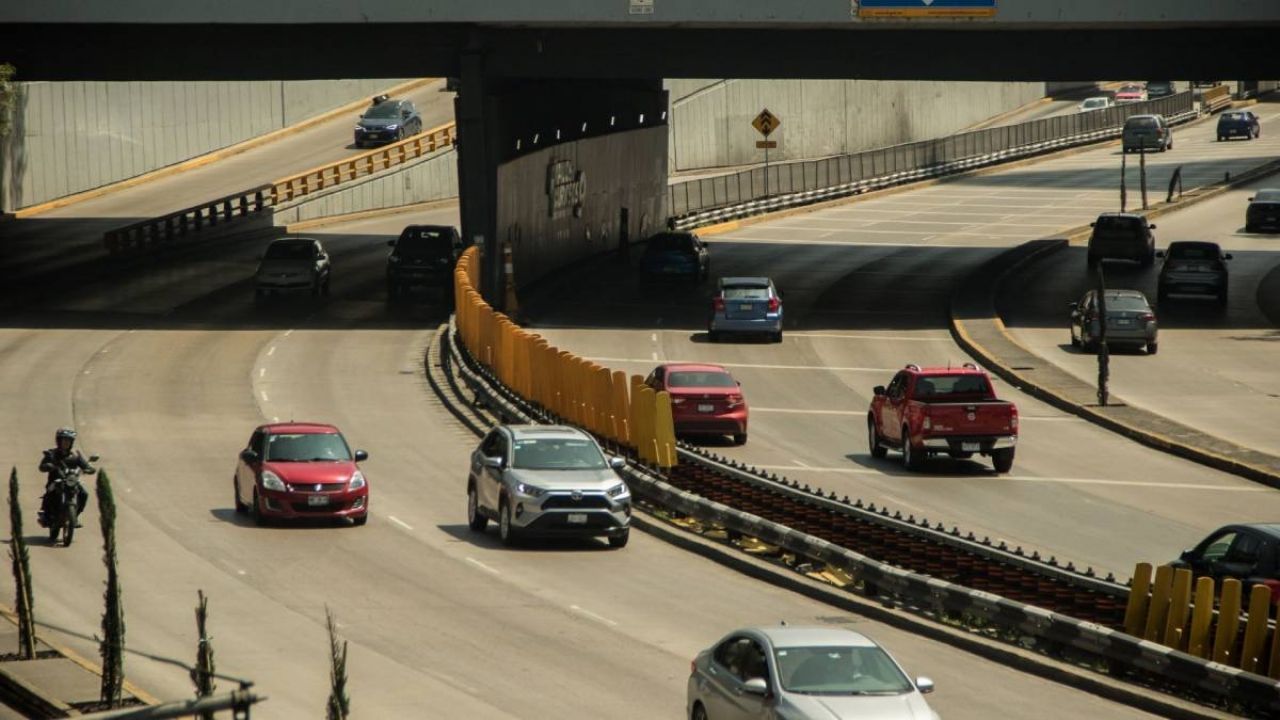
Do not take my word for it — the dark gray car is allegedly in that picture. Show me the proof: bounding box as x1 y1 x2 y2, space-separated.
1069 289 1159 354
1157 241 1231 306
1122 114 1172 153
354 98 423 148
1087 213 1156 267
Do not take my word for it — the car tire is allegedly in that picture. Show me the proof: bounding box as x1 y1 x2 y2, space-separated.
351 514 369 527
1086 254 1099 269
708 330 720 343
1070 332 1081 348
467 484 488 533
499 497 518 547
233 479 248 514
251 489 267 527
771 331 783 344
691 702 709 720
322 277 331 296
608 529 630 549
311 277 321 297
1217 136 1224 142
1147 342 1159 355
1157 287 1169 304
1217 289 1228 307
992 448 1015 474
868 418 887 459
732 433 748 446
902 428 924 471
1246 223 1258 233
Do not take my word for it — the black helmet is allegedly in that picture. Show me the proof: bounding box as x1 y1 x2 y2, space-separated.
55 427 77 446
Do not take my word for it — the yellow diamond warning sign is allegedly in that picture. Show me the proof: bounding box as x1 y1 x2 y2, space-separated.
752 108 780 137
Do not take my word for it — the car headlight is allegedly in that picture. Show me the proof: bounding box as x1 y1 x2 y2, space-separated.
348 470 366 490
607 483 629 498
385 124 399 131
388 255 400 264
261 470 286 492
514 482 545 498
354 125 365 132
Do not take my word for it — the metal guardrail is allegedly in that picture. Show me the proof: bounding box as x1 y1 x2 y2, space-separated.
1197 84 1233 114
102 122 457 253
442 314 1280 716
670 92 1197 228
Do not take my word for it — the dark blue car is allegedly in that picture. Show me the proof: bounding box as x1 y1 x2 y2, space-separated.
1217 110 1260 142
639 232 709 283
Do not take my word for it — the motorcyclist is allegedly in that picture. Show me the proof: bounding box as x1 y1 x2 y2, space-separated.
38 428 94 528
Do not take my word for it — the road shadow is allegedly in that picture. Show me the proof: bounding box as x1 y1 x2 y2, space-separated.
207 507 363 530
436 523 618 551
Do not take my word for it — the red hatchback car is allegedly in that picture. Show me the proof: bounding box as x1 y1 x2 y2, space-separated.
645 363 749 445
233 423 370 526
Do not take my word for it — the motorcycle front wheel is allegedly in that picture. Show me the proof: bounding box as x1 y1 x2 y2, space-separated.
64 504 77 546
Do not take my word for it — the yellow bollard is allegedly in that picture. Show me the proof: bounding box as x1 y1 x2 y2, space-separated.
633 386 657 464
594 366 612 439
1241 584 1271 674
1143 565 1174 642
1163 568 1193 650
1123 563 1153 638
610 370 630 444
1268 614 1280 679
654 390 678 468
1213 579 1243 666
1187 577 1215 659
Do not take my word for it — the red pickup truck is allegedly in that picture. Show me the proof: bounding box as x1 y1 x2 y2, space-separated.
868 363 1019 473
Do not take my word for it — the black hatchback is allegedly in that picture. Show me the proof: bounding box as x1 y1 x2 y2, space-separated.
1171 523 1280 596
386 225 462 300
1145 80 1177 99
1156 241 1231 306
1246 189 1280 233
1217 110 1261 142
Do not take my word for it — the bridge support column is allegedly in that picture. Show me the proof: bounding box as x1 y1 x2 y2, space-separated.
455 49 502 307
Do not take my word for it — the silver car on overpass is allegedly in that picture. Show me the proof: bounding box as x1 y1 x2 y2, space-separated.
688 625 939 720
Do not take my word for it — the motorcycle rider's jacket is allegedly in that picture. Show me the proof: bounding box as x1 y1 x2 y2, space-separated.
40 448 95 487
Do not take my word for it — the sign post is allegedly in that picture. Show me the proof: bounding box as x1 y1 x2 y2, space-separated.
752 108 781 198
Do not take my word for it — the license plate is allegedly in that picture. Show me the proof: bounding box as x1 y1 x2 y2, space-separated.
738 304 753 311
961 442 980 452
367 133 381 139
698 404 715 413
307 495 330 506
1115 319 1132 326
567 513 588 524
1268 217 1277 222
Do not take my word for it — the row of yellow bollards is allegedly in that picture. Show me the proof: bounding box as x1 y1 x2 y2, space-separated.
1124 562 1280 678
453 247 678 467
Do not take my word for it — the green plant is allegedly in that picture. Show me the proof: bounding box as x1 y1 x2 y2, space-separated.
326 607 349 720
98 470 125 707
8 467 35 658
191 590 215 719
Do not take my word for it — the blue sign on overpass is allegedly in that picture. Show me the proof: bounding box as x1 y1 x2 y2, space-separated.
859 0 997 18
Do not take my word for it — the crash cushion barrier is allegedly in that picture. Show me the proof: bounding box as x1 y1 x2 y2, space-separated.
1124 562 1280 678
453 247 677 467
1199 85 1232 114
102 121 457 253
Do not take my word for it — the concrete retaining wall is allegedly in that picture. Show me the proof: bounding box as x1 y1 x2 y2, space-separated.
497 125 668 287
0 78 410 212
666 79 1043 171
272 148 459 225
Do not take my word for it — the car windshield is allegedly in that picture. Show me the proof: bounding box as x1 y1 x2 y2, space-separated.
1125 117 1158 129
723 285 770 301
512 438 607 470
265 433 352 462
1104 294 1150 311
1147 82 1172 90
912 374 990 398
775 645 913 695
364 103 402 119
1168 245 1217 260
1093 216 1143 236
647 233 694 253
263 241 315 260
1254 190 1280 202
398 229 453 257
667 371 737 388
1083 98 1107 108
1119 85 1142 93
1221 112 1248 122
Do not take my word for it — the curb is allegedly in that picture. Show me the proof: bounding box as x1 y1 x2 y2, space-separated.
629 512 1234 720
13 78 440 218
949 159 1280 490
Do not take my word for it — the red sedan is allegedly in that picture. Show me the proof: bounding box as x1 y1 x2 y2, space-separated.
233 422 370 526
645 363 749 445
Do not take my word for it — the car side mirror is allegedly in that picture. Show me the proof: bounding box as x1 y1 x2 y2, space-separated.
777 289 786 298
609 457 626 469
354 450 368 462
741 678 769 696
916 677 935 694
484 456 505 470
1248 197 1255 202
89 455 101 463
1089 222 1096 227
240 449 260 464
1224 253 1234 260
736 380 742 387
1148 224 1157 230
1180 549 1194 561
873 385 886 396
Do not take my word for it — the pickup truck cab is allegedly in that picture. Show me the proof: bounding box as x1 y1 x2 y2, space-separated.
868 364 1018 473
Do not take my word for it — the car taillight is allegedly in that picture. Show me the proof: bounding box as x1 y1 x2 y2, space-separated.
922 413 931 431
1139 313 1155 322
767 297 780 312
1010 406 1018 430
712 297 725 312
727 394 744 409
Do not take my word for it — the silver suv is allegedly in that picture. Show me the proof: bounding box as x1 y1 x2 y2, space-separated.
467 425 632 548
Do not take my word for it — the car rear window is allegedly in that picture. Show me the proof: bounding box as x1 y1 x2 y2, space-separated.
1168 245 1216 260
723 286 770 301
648 234 694 252
398 228 453 257
1104 295 1150 311
265 433 352 462
1254 190 1280 202
264 241 315 260
1221 112 1247 121
668 371 737 388
1125 117 1158 129
912 374 991 398
512 438 606 470
1093 216 1143 235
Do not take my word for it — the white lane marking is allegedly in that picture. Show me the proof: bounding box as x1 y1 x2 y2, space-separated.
83 370 90 375
260 391 269 402
586 357 895 373
651 351 658 361
283 330 294 337
259 368 266 378
664 330 949 343
388 516 414 531
651 333 658 342
272 416 280 423
570 605 619 627
1017 416 1080 422
267 346 276 356
754 407 861 415
752 465 1267 491
466 557 500 575
794 459 813 469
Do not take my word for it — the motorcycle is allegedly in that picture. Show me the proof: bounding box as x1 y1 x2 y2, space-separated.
41 457 97 547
